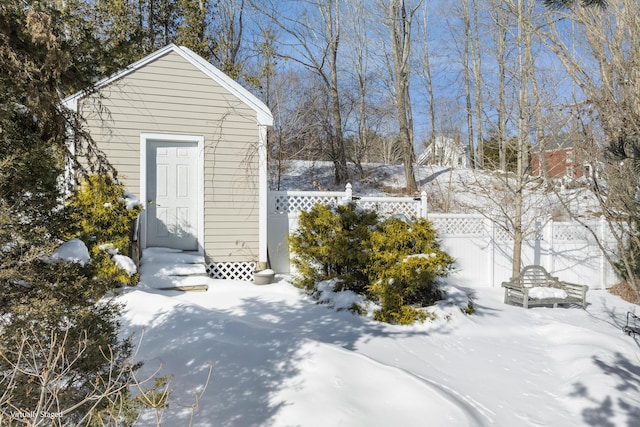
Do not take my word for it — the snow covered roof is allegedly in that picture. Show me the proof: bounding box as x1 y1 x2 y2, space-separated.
62 44 273 127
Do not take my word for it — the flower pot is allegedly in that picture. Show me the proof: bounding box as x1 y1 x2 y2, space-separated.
253 269 275 285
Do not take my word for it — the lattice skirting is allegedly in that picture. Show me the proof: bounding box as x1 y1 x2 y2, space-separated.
207 262 257 281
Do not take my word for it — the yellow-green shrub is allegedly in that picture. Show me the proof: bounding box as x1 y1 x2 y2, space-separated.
66 174 141 286
366 218 454 324
289 202 455 325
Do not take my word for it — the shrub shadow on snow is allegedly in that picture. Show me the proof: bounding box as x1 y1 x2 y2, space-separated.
220 294 445 350
444 286 501 318
572 352 640 427
120 288 448 427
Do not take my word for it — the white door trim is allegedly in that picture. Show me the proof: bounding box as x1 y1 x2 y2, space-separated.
140 133 205 254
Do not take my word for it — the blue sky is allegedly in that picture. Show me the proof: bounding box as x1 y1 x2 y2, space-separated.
243 0 585 150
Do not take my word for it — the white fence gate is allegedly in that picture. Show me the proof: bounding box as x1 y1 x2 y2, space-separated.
268 185 620 290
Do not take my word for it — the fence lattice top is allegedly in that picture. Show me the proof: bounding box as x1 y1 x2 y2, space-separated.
272 194 343 214
552 223 594 241
429 215 486 236
270 184 428 218
357 200 420 219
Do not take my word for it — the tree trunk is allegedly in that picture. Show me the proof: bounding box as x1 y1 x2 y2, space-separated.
472 0 483 168
512 189 524 276
388 0 418 193
511 0 535 277
462 0 475 169
492 0 508 172
328 4 349 185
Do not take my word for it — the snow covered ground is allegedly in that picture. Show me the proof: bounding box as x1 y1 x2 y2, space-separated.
117 248 640 427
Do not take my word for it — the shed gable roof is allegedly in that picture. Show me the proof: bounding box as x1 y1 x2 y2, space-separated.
63 44 273 126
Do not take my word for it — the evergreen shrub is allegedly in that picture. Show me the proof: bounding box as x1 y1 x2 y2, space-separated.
0 259 139 424
289 202 377 294
0 3 168 421
289 204 455 324
67 174 141 286
367 218 455 324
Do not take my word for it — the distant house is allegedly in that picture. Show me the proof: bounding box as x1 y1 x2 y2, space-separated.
530 136 586 179
63 44 273 280
418 135 469 168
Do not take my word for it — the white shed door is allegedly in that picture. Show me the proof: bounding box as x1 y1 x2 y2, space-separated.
146 141 199 250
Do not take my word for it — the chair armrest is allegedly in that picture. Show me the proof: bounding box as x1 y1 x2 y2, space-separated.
560 281 588 293
501 281 523 290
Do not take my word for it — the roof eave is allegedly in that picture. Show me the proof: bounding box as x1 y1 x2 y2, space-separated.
174 45 273 126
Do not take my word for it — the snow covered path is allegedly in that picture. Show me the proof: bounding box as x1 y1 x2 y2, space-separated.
117 249 640 426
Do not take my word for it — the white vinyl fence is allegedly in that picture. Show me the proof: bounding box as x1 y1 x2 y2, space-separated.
268 185 620 290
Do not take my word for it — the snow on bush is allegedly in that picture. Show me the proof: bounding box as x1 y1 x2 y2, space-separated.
367 217 454 324
98 244 137 277
113 254 137 277
121 191 142 210
289 202 377 294
48 238 91 266
316 279 369 312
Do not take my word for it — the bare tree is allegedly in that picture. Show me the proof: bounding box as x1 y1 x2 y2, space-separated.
379 0 420 193
442 0 485 170
462 0 476 169
418 4 437 164
267 70 333 189
253 26 293 190
487 0 511 172
210 0 247 79
463 0 552 276
542 0 640 298
0 327 213 426
543 0 609 8
471 0 484 168
257 0 349 185
343 0 389 174
511 0 534 276
343 0 367 174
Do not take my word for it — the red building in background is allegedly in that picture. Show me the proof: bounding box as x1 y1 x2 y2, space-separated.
530 137 586 179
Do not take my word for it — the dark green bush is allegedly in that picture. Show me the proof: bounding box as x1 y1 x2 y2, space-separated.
289 202 377 294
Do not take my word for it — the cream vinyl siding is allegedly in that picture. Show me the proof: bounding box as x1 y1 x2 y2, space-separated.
78 50 260 262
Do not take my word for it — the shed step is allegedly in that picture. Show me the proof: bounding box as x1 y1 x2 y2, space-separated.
140 274 215 291
140 263 208 277
157 284 209 292
141 251 205 265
